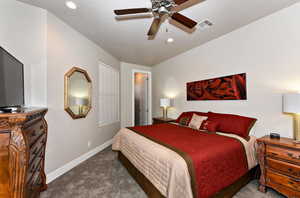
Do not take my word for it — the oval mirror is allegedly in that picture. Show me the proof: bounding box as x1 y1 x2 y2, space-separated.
64 67 92 119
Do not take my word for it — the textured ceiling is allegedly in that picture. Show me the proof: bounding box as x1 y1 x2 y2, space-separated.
18 0 300 66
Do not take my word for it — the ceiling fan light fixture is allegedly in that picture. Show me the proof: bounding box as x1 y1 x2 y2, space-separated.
65 1 77 10
166 38 174 43
158 6 169 15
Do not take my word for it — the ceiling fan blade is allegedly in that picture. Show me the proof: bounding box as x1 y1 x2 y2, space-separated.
173 0 189 5
171 13 197 29
114 8 150 15
147 18 161 36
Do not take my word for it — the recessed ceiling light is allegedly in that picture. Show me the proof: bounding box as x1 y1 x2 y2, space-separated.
65 1 77 10
166 38 174 43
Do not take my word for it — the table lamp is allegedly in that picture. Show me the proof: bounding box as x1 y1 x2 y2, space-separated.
72 97 88 115
283 93 300 143
160 98 171 119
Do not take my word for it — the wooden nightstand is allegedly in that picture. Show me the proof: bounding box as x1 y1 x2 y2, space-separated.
257 136 300 198
152 117 176 125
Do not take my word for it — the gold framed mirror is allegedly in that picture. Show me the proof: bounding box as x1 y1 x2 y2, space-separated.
64 67 92 119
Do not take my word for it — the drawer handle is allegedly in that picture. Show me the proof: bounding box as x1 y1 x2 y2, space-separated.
290 178 300 183
288 168 293 172
287 152 300 160
270 152 278 156
288 181 294 185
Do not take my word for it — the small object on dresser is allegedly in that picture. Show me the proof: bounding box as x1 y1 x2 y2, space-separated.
270 133 280 139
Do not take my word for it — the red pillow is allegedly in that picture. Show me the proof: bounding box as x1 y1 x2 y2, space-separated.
207 112 257 139
200 120 219 132
176 111 208 125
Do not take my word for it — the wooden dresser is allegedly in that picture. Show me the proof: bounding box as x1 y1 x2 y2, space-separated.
0 108 48 198
152 117 176 125
257 136 300 197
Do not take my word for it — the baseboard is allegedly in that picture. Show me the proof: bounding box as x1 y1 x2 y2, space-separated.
46 139 113 184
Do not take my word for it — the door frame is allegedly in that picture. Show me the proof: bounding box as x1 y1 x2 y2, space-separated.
132 69 152 126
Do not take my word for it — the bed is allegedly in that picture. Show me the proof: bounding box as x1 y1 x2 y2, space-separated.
113 112 258 198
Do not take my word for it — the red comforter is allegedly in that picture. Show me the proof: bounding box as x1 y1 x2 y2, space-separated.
128 123 248 198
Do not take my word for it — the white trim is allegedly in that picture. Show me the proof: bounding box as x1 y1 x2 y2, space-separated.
132 69 152 126
98 121 120 128
46 139 113 184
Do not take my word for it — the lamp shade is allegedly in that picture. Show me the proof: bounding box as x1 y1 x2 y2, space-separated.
283 93 300 114
160 98 171 107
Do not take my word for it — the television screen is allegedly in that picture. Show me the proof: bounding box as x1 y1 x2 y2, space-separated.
0 47 24 108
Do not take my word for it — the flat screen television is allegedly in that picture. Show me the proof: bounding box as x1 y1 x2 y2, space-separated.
0 46 24 109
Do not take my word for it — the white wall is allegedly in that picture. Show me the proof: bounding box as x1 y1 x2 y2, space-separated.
0 0 121 175
120 62 151 128
0 0 47 106
153 3 300 138
46 13 120 173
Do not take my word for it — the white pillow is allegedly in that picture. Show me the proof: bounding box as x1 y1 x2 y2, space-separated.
188 114 208 130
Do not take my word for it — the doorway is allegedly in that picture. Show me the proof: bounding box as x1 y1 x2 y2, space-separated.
132 70 152 126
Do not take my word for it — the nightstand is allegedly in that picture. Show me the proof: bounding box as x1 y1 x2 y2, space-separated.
257 136 300 198
152 117 176 125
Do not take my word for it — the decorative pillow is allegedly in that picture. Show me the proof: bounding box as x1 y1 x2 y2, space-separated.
176 111 208 125
207 112 257 139
178 117 190 126
188 114 208 130
200 120 219 132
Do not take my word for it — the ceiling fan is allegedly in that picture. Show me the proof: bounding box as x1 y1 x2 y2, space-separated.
114 0 198 38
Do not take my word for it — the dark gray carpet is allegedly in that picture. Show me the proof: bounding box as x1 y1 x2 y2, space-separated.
41 147 285 198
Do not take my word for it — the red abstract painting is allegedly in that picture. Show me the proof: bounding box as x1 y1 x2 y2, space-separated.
187 73 247 101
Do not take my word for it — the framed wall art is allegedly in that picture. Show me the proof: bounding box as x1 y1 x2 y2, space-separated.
187 73 247 101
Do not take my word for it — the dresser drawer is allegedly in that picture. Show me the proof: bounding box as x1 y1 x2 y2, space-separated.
267 158 300 178
266 169 300 192
0 119 9 131
0 133 9 156
266 145 300 164
267 181 300 198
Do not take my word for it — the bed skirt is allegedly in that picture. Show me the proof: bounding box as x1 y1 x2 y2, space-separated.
118 151 259 198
